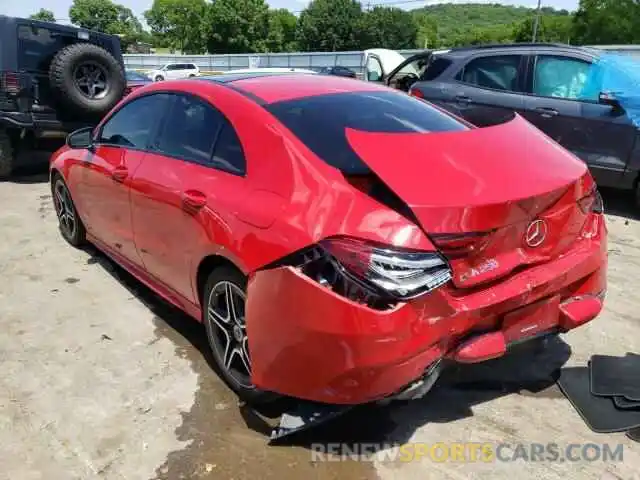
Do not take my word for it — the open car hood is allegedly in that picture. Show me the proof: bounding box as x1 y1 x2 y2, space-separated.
345 114 589 234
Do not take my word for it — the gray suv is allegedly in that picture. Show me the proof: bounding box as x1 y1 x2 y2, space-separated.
383 43 640 206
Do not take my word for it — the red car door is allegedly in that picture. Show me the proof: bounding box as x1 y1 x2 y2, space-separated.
80 93 171 266
129 94 249 305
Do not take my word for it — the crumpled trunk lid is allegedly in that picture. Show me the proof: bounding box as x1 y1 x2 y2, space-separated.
345 114 593 288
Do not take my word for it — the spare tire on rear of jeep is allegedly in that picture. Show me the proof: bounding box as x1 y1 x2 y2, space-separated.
49 43 125 117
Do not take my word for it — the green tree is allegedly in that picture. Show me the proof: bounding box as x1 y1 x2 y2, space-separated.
296 0 364 51
413 12 439 49
144 0 207 53
360 7 418 50
265 9 298 52
572 0 640 44
513 15 573 43
29 9 56 22
69 0 120 32
204 0 269 53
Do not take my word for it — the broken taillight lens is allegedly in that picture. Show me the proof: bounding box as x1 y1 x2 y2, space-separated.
430 232 492 259
318 237 452 300
578 188 604 214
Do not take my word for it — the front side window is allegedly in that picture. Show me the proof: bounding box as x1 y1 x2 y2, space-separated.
266 90 468 174
533 56 591 100
457 55 523 92
98 94 170 148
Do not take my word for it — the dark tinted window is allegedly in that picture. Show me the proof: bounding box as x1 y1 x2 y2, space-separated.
17 25 61 72
156 95 222 164
166 64 178 70
98 94 169 148
266 91 468 174
457 55 522 91
211 123 246 175
156 94 245 174
422 57 452 81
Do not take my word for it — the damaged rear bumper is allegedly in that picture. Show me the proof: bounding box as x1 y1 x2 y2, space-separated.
245 215 607 405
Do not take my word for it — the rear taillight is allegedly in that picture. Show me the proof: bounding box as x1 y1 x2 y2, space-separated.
430 232 492 259
409 88 424 99
578 188 604 214
295 237 452 304
1 72 20 94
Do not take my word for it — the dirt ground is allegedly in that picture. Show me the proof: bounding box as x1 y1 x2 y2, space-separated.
0 170 639 480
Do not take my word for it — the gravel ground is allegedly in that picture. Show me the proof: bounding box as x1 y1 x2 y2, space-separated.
0 172 638 480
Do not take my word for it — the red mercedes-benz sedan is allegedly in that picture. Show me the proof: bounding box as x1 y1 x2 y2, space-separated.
50 73 607 406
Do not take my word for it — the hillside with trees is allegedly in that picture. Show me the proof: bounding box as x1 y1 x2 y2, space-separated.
29 0 640 54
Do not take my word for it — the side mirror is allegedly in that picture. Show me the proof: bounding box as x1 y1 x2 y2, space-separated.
367 70 382 82
599 91 624 112
66 126 94 150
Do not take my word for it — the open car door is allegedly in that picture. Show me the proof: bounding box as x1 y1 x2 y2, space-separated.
385 51 433 92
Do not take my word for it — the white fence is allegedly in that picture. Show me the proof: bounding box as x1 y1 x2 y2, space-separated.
123 46 640 73
123 49 423 73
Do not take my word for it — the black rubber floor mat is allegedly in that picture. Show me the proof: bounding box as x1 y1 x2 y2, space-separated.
614 396 640 409
627 428 640 442
558 367 640 433
590 354 640 401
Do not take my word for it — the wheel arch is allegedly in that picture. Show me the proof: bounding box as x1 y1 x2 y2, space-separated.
195 254 245 307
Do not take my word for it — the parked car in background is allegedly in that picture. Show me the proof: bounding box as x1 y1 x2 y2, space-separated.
0 15 125 178
51 73 606 412
376 43 640 206
148 63 199 82
125 70 153 95
318 66 357 78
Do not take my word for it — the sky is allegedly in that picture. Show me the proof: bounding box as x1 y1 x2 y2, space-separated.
1 0 580 23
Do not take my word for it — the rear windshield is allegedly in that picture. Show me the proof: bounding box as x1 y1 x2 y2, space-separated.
266 90 468 174
17 24 64 72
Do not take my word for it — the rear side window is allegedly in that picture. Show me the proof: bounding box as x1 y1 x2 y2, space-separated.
157 95 222 164
266 91 468 174
421 57 452 81
156 94 246 175
457 55 523 92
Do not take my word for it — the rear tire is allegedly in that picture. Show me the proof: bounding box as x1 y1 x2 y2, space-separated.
49 43 125 117
0 129 14 180
202 266 275 405
51 175 86 247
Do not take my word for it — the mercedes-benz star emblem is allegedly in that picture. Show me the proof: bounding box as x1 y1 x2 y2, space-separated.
525 219 548 248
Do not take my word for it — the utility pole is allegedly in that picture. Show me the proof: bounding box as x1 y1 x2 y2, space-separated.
532 0 542 42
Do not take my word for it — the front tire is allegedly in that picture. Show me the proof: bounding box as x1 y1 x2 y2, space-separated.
52 175 86 247
202 266 274 404
154 75 164 82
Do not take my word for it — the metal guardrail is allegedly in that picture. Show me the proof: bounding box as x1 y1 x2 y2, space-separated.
123 46 640 73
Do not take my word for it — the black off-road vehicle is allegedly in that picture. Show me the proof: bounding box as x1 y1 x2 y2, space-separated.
0 15 126 178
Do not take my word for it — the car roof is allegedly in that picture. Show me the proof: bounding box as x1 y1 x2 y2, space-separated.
440 42 599 59
201 73 388 104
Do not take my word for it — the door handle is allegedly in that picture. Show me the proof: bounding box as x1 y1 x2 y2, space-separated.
455 95 472 104
535 107 559 117
112 166 128 183
182 189 207 211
